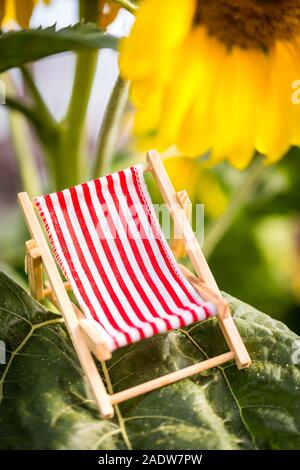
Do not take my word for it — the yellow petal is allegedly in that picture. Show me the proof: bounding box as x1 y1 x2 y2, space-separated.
2 0 38 27
225 146 255 170
130 72 161 107
163 156 228 218
119 0 195 81
164 156 199 199
212 48 265 170
0 0 5 23
157 28 205 149
211 47 262 169
15 0 35 28
255 41 293 162
285 38 300 147
2 0 15 24
177 28 226 156
133 87 163 134
196 169 228 218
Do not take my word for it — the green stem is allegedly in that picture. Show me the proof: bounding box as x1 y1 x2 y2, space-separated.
79 0 99 21
115 0 138 13
49 0 99 190
3 74 42 197
6 69 62 189
93 76 129 177
6 95 58 149
5 96 39 125
20 66 55 124
9 111 42 198
204 158 264 258
55 50 98 189
6 94 60 190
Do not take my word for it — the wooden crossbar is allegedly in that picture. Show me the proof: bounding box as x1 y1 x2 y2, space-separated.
111 351 235 404
171 190 192 258
18 149 251 419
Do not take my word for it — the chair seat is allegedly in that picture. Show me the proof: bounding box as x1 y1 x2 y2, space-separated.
35 165 216 351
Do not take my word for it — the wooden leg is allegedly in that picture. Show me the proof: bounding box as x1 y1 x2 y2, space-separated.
18 193 114 419
217 316 251 369
25 239 72 302
25 239 44 301
172 190 192 259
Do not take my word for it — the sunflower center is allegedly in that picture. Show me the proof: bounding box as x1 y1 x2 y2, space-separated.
194 0 300 50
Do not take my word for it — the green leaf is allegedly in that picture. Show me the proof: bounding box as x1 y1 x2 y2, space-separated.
0 23 119 73
0 271 299 450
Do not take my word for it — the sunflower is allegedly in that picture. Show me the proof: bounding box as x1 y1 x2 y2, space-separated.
0 0 120 28
120 0 300 169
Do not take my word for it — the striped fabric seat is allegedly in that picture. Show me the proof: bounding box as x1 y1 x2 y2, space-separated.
35 165 216 351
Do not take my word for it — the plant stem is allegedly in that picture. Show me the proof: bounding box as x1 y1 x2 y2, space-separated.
5 96 39 125
93 76 129 177
20 66 55 124
79 0 99 21
49 0 99 190
6 94 61 192
4 73 42 197
55 50 98 189
7 70 59 154
115 0 138 13
204 158 264 258
9 111 42 198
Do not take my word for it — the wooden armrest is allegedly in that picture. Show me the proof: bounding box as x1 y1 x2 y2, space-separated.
44 280 112 361
78 317 112 362
179 264 229 319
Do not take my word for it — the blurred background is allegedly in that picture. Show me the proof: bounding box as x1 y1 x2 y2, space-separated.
1 0 300 334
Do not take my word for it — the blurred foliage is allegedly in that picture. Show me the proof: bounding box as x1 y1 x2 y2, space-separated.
164 156 228 219
209 147 300 333
134 148 300 334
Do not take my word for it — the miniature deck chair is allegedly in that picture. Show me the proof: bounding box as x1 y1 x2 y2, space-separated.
18 150 251 419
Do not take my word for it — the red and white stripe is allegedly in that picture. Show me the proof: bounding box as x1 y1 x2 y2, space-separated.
34 165 216 351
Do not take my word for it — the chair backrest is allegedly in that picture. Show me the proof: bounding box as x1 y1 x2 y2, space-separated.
34 165 215 351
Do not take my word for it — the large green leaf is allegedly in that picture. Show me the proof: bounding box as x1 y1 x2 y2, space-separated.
0 271 299 450
0 23 119 73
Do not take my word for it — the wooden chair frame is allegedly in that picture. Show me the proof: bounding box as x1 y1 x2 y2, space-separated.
18 149 251 419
